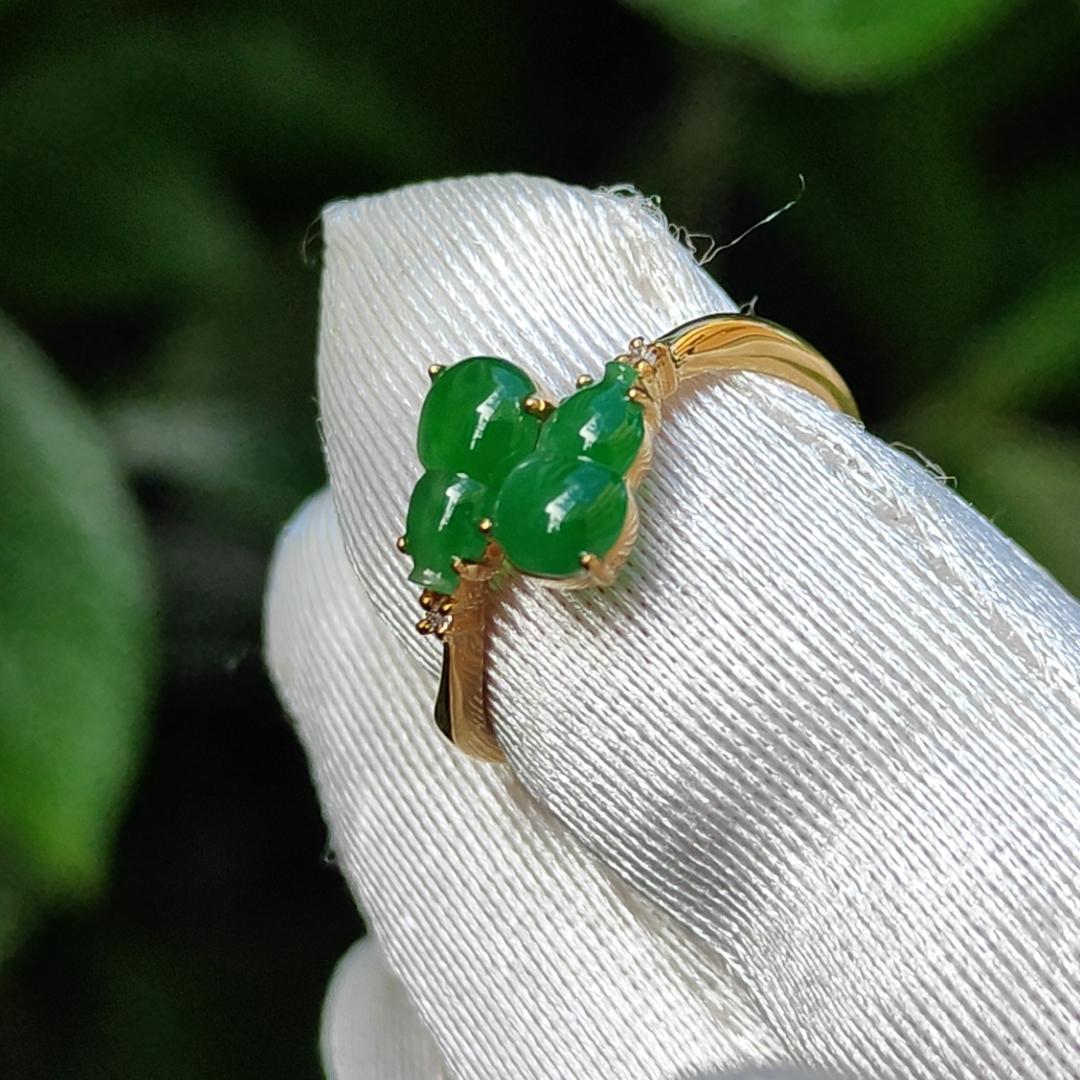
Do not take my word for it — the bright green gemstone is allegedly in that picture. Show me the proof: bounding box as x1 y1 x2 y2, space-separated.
404 469 493 595
492 454 629 577
418 356 541 486
537 361 644 475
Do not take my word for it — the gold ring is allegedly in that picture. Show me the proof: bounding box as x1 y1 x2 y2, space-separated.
397 314 860 762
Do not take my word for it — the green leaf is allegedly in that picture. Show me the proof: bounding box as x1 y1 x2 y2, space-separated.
0 16 456 309
626 0 1023 87
896 261 1080 436
941 261 1080 415
0 881 29 960
0 32 257 309
959 426 1080 596
0 317 156 912
104 397 323 538
891 257 1080 595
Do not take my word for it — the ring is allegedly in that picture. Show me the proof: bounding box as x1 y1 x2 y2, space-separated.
397 314 860 763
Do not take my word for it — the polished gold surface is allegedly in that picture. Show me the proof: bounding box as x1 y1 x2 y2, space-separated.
433 557 505 762
426 313 859 761
522 395 556 419
658 315 860 419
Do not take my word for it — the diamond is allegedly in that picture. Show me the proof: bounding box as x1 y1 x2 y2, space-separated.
627 336 659 366
417 593 454 637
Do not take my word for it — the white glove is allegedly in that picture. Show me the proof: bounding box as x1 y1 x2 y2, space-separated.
264 174 1080 1080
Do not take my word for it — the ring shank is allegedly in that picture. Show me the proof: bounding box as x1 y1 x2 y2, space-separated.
438 571 504 762
659 315 860 419
441 314 859 762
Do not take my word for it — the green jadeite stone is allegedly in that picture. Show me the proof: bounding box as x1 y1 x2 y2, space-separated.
537 361 644 475
404 469 493 595
418 356 541 486
492 454 629 577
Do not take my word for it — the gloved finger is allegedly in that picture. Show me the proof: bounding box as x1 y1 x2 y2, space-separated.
265 489 780 1080
315 173 732 684
309 173 1080 1080
299 174 876 1077
488 290 1080 1072
320 933 850 1080
693 1072 856 1080
321 937 444 1079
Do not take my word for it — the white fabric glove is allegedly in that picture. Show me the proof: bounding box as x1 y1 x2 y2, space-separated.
264 174 1080 1080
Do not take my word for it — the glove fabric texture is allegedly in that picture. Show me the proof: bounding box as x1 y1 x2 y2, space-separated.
264 174 1080 1080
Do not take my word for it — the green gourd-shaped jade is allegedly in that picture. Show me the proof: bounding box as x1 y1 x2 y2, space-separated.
403 354 647 592
491 360 645 578
403 356 541 594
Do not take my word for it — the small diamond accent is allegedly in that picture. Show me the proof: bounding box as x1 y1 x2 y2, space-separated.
627 337 658 365
417 590 455 637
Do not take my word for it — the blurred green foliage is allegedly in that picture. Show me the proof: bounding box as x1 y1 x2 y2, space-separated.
0 320 155 955
628 0 1023 85
0 0 1077 1076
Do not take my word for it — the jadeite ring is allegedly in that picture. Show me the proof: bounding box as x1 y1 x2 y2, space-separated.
397 314 860 763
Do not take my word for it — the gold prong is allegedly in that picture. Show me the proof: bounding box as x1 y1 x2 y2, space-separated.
628 336 646 351
428 363 446 381
633 358 654 378
416 617 434 635
575 374 594 389
478 517 493 535
580 551 617 586
437 597 453 613
396 534 408 553
434 615 454 639
419 589 438 610
627 386 651 405
522 396 556 419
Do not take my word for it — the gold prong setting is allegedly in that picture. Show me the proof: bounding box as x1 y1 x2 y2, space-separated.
417 589 454 638
579 551 618 587
402 316 859 761
522 395 556 420
628 336 679 399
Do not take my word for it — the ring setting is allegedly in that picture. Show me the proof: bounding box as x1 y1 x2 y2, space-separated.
398 314 860 762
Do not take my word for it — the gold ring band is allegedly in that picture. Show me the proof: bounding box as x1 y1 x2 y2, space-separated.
400 314 860 762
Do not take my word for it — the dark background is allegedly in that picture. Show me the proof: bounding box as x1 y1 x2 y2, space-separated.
1 1 1078 1077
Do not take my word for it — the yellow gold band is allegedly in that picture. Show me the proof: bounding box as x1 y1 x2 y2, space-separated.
432 314 859 763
